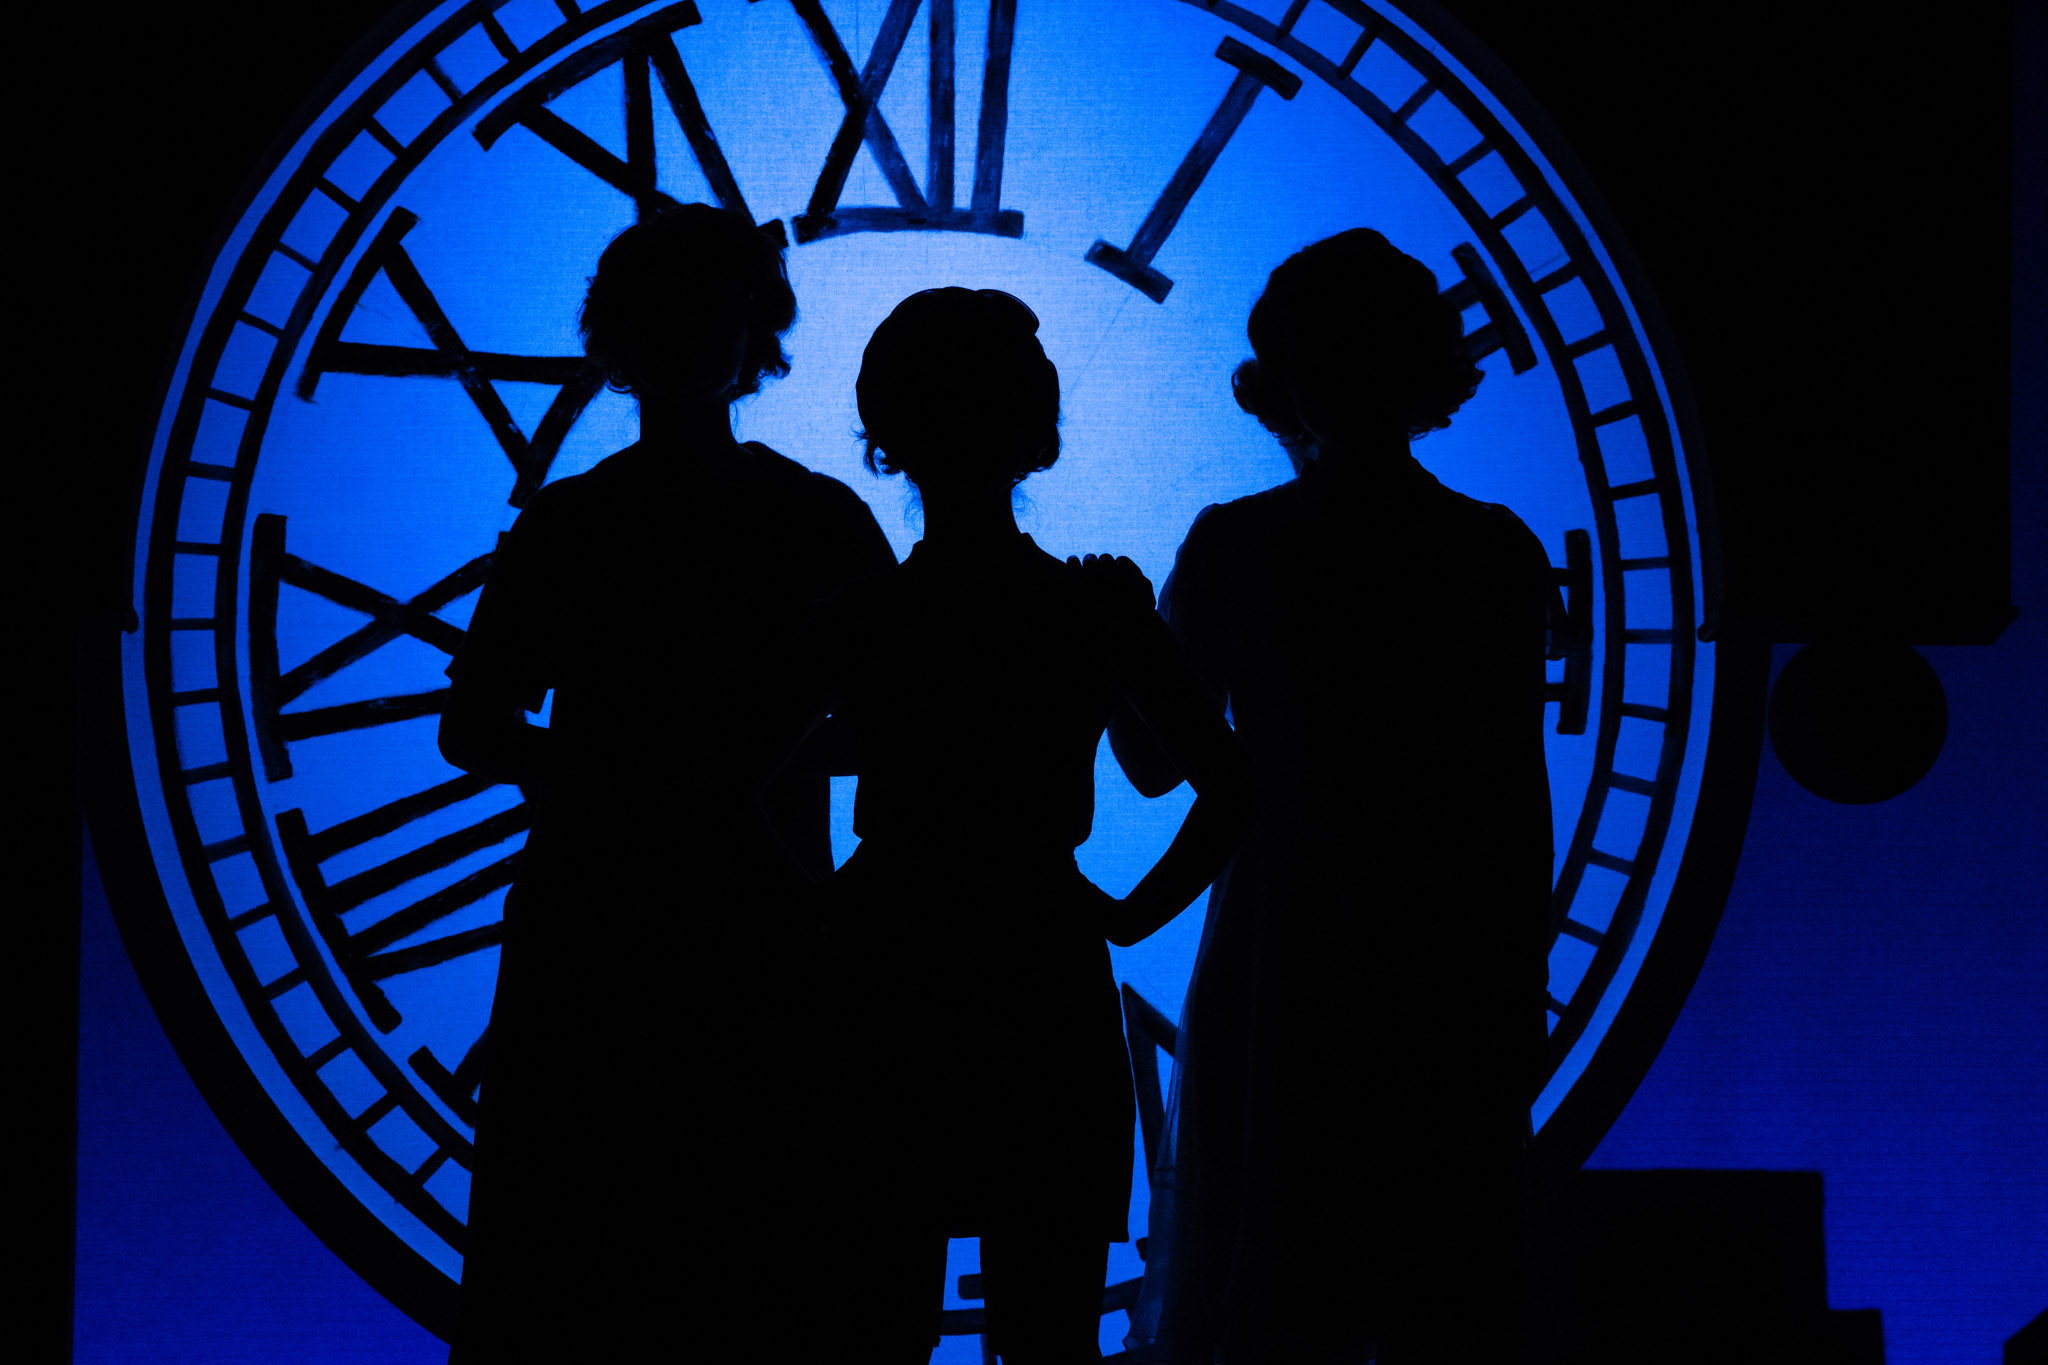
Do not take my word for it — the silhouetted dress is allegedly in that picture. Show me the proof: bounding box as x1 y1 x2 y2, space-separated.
1130 452 1554 1362
804 534 1153 1276
445 440 893 1361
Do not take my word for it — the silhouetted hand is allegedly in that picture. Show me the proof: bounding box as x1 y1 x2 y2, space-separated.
1068 552 1156 614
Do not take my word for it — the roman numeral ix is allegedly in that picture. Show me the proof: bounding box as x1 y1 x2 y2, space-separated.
250 512 491 781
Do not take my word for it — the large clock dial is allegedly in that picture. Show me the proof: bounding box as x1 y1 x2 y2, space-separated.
98 0 1743 1345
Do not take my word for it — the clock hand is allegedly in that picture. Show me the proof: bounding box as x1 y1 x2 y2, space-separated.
1088 37 1302 303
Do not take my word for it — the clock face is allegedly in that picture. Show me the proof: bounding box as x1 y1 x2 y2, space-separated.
105 0 1731 1342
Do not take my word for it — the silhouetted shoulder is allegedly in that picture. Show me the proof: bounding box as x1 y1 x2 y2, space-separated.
1485 499 1554 575
1188 478 1306 539
742 442 898 568
503 463 590 523
741 440 858 495
1430 484 1552 582
1157 481 1301 616
443 473 581 700
479 451 662 565
713 441 861 517
742 442 824 475
499 449 645 536
541 439 868 507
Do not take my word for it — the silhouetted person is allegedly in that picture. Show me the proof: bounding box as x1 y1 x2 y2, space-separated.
1117 230 1556 1364
779 288 1253 1362
438 204 895 1361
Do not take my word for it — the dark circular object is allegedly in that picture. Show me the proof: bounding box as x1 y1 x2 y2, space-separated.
1769 642 1948 803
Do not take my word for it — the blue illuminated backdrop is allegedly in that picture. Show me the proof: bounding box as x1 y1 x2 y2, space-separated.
106 0 1723 1349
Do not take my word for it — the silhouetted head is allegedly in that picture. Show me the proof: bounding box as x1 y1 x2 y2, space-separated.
579 204 796 403
856 287 1060 489
1232 228 1481 457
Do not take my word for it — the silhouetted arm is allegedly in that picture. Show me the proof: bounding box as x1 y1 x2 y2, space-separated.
1079 540 1181 795
800 479 896 779
755 474 899 875
440 683 553 797
1103 512 1228 798
726 602 855 896
439 493 557 799
1077 554 1191 797
744 592 857 795
1107 700 1184 798
1103 571 1186 796
1100 571 1256 948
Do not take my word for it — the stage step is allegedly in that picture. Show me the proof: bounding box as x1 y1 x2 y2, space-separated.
1543 1169 1884 1364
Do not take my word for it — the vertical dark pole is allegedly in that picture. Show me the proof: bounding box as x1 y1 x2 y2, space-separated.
972 0 1016 217
929 0 955 211
623 46 659 222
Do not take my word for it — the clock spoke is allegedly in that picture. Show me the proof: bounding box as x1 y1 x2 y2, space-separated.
1556 918 1603 948
361 920 508 983
270 691 453 749
1582 849 1634 878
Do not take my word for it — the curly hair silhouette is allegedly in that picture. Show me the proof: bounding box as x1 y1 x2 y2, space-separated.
855 286 1061 487
578 203 796 400
1231 228 1482 452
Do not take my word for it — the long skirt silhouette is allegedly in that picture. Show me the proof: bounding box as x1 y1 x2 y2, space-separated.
1126 454 1554 1363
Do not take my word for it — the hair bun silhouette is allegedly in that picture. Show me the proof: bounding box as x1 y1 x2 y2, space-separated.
857 286 1061 486
1233 227 1482 448
579 203 796 400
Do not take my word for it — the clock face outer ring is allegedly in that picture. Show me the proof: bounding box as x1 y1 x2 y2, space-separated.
83 6 523 1339
86 0 1764 1336
1393 0 1766 1191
